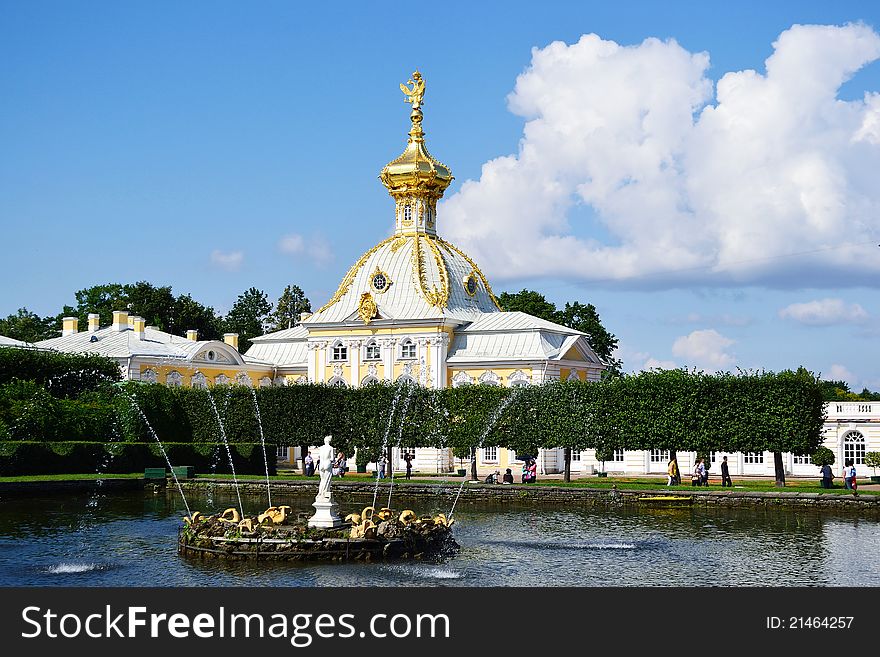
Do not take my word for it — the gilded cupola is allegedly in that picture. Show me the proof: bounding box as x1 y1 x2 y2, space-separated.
379 71 453 237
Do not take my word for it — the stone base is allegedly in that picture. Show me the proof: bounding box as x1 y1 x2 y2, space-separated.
308 496 343 528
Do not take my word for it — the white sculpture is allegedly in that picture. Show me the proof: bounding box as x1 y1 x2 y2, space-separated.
308 435 343 528
317 435 334 499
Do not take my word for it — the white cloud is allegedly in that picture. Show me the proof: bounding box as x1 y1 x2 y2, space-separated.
673 312 752 327
614 345 677 372
278 233 334 267
440 24 880 288
778 298 869 325
671 329 736 369
826 363 856 386
278 234 305 254
210 249 243 272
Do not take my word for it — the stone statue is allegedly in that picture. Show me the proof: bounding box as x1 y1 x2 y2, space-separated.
316 435 334 499
308 435 343 528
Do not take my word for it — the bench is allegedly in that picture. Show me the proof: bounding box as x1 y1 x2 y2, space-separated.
144 468 167 480
172 465 195 479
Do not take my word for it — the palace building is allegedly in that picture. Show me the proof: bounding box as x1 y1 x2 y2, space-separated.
19 72 877 479
245 71 605 472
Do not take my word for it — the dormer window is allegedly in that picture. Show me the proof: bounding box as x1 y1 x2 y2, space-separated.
400 339 416 360
332 342 348 362
365 340 380 360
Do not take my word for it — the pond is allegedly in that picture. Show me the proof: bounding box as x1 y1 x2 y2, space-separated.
1 488 878 586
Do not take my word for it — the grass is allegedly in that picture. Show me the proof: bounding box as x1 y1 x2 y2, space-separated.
0 473 143 483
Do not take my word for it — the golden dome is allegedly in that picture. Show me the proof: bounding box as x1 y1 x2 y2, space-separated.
379 71 454 205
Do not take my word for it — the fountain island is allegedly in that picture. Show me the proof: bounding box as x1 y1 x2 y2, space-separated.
178 436 459 562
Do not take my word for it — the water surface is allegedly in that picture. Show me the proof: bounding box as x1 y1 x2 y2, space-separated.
1 489 877 586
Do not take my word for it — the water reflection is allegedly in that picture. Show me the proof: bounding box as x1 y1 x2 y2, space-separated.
0 489 878 587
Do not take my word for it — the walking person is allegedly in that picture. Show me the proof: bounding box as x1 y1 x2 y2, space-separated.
843 460 853 490
304 452 314 477
528 458 537 484
404 452 413 480
377 455 386 479
848 460 858 496
820 462 834 489
721 455 732 487
666 458 677 486
699 458 709 486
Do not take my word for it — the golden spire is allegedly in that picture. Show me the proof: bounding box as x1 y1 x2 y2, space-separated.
380 70 453 236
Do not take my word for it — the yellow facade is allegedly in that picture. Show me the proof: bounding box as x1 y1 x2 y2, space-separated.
148 364 272 388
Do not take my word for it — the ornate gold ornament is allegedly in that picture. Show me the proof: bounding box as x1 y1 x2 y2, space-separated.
370 266 392 294
358 292 378 325
463 271 479 297
400 71 426 109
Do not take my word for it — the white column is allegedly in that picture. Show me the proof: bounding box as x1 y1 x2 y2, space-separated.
307 343 318 382
431 334 448 389
348 339 362 387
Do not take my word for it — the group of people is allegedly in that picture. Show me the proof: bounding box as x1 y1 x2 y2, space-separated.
666 455 734 487
375 452 414 479
821 460 859 493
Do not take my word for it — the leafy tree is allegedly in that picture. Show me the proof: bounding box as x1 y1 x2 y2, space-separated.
271 285 312 331
865 452 880 477
497 289 558 321
224 287 273 352
810 446 836 467
498 289 622 378
122 281 176 330
172 294 223 340
0 308 58 342
557 302 621 377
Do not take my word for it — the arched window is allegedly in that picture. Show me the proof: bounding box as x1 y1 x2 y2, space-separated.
331 341 348 362
509 370 530 388
166 370 183 388
396 374 415 385
274 376 288 387
189 372 206 389
328 376 347 388
452 371 473 388
235 372 252 387
361 375 379 386
365 340 381 360
479 371 501 386
843 430 866 465
214 373 229 386
400 339 416 359
259 377 272 388
141 368 157 384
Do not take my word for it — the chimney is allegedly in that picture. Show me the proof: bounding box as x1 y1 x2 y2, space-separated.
131 316 145 340
112 310 129 332
223 333 239 350
186 329 199 341
88 313 100 332
300 312 312 322
62 317 79 336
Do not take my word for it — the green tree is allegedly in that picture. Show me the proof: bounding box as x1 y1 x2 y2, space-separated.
556 302 621 377
122 281 176 330
497 289 558 321
0 308 58 342
224 287 273 352
271 285 312 331
172 294 223 340
498 289 622 377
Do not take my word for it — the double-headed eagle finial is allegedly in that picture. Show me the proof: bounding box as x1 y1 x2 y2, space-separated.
400 70 425 110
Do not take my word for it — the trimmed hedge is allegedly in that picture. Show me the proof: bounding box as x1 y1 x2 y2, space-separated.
0 348 120 398
0 441 276 477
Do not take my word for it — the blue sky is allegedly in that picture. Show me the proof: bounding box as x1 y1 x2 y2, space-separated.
2 1 879 389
